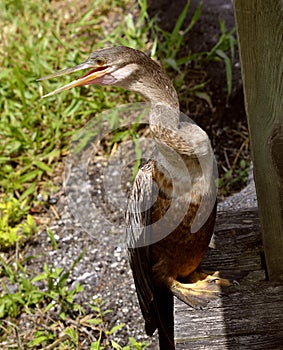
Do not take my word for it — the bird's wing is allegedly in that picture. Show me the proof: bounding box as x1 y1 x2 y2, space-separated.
126 161 158 335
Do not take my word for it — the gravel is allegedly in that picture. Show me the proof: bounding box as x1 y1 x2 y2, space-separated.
26 138 157 347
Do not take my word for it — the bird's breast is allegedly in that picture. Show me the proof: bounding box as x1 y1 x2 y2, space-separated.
151 199 216 283
150 170 216 283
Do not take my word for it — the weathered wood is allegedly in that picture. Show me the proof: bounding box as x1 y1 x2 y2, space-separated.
233 0 283 281
175 209 283 349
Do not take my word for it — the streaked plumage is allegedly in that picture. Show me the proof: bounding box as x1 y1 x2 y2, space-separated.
39 46 226 350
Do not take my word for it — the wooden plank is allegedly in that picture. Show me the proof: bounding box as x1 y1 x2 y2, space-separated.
175 282 283 349
233 0 283 281
174 209 283 349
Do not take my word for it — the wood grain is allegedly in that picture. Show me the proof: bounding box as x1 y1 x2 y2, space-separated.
175 208 283 349
233 0 283 280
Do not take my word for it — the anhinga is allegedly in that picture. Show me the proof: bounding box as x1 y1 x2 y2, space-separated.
39 46 230 349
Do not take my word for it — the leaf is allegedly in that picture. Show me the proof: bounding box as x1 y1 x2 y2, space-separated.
64 326 77 342
44 301 56 312
29 335 49 346
183 2 202 35
128 337 138 345
19 182 36 201
0 157 10 164
90 341 104 350
31 273 47 283
19 169 41 183
0 302 6 318
108 323 125 335
172 1 190 39
216 49 232 97
194 91 213 110
111 340 122 349
86 318 102 325
164 58 180 72
27 214 35 228
46 228 58 250
34 160 53 173
103 309 112 315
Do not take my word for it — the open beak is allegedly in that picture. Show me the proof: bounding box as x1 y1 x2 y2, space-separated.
38 60 110 98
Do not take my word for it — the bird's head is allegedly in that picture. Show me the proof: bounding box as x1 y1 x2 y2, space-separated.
39 46 162 96
38 46 178 107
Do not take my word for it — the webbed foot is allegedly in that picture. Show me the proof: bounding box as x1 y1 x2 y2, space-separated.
170 271 236 308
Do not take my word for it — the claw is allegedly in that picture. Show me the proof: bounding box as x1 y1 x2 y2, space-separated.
169 270 238 307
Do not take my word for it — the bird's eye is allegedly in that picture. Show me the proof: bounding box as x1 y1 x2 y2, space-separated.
96 58 106 66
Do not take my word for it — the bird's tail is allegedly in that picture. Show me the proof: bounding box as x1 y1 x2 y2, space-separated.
153 286 175 350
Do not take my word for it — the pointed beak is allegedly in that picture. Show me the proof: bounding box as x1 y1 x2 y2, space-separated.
38 60 110 98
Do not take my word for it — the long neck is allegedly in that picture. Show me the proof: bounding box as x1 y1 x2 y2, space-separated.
128 67 214 198
127 70 181 149
131 72 180 133
133 71 213 185
144 82 182 173
147 88 180 147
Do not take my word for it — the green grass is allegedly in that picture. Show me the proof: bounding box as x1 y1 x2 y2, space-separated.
0 247 149 349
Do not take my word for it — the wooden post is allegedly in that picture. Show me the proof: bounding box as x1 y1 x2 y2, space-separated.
233 0 283 281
